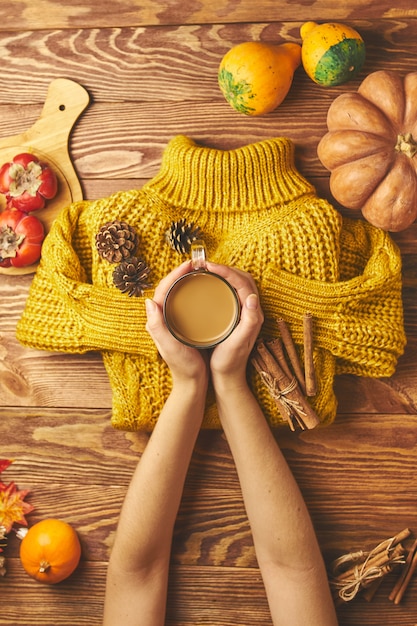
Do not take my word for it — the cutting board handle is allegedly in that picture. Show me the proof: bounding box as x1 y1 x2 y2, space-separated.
29 78 90 157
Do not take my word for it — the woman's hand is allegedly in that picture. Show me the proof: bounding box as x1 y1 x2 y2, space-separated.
208 263 264 386
145 261 208 384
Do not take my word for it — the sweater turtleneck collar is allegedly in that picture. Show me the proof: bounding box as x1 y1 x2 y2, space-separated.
143 135 315 212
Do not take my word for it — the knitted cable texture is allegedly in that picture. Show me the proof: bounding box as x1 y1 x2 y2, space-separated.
16 135 406 430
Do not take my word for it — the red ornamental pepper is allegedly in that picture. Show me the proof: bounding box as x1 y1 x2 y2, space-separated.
0 152 58 212
0 208 45 268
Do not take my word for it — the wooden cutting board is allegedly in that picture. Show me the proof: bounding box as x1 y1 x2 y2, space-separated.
0 78 90 275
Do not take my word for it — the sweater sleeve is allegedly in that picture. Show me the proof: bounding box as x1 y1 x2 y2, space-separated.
261 219 406 378
16 200 158 358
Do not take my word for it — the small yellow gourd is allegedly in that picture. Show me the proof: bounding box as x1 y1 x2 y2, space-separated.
218 41 301 116
300 21 365 86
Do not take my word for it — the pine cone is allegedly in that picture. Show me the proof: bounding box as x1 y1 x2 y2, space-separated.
96 220 139 263
165 219 201 254
113 257 152 297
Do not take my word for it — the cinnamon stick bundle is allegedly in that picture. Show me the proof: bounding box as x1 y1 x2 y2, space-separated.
252 339 320 431
330 529 411 603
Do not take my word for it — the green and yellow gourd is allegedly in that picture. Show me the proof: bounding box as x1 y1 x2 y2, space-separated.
218 41 301 116
300 21 365 87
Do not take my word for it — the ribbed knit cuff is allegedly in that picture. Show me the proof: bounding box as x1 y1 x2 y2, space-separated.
262 260 406 377
69 285 157 356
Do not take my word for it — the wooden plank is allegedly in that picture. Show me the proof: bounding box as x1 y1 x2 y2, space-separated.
1 558 416 626
1 558 415 626
1 559 107 626
0 331 112 408
0 97 416 201
0 21 415 223
2 0 416 31
0 96 340 175
1 21 417 106
2 409 417 555
1 407 417 624
0 413 417 626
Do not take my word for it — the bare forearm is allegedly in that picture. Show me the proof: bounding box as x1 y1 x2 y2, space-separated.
110 378 207 572
214 379 337 625
215 381 323 569
104 284 210 626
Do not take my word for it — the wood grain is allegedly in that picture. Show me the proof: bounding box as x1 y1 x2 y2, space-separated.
1 2 417 625
2 0 417 31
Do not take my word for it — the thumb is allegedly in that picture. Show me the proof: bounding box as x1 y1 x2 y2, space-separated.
245 293 259 312
145 298 163 336
230 293 263 344
243 293 263 329
242 293 262 325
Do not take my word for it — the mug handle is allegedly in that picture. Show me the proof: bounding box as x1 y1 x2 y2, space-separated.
191 241 207 271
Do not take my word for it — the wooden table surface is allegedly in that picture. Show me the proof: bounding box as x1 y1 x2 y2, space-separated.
1 2 417 625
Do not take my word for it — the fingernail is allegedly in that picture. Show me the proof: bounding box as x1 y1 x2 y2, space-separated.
246 294 258 310
145 298 157 316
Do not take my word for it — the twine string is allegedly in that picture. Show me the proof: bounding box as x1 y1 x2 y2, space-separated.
259 372 306 418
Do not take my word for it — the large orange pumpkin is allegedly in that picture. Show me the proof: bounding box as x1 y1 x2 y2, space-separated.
19 518 81 584
318 69 417 232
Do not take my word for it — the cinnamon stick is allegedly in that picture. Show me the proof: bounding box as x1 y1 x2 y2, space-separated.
303 312 317 397
333 565 394 605
393 548 417 604
276 318 306 394
389 528 412 547
389 537 417 603
253 341 286 385
362 578 383 602
332 528 410 575
266 337 293 380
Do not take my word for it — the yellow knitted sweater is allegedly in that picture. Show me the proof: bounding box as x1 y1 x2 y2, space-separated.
16 135 406 430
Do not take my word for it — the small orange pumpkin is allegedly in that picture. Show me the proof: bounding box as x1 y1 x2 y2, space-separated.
19 518 81 584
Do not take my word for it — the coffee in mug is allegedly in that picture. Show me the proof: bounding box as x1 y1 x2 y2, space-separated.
163 243 240 348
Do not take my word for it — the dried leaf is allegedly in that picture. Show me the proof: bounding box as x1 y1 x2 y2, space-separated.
0 482 34 533
0 460 13 474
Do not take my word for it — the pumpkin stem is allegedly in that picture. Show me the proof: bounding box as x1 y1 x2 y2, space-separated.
39 560 51 573
395 132 417 158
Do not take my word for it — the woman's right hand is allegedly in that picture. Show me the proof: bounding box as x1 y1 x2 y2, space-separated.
146 261 208 385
